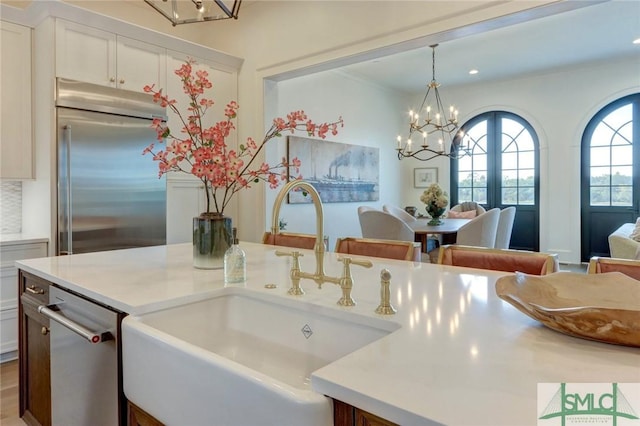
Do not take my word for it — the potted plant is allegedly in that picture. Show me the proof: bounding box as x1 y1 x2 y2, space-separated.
143 59 343 268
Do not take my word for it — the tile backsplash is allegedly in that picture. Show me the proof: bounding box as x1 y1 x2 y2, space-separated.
0 181 22 234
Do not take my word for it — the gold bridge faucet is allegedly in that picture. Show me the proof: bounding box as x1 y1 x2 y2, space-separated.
271 180 372 305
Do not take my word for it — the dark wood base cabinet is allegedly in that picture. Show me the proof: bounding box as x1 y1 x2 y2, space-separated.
334 399 399 426
19 271 52 426
128 401 165 426
125 399 398 426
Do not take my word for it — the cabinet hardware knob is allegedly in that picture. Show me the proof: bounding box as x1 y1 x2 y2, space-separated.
41 326 50 336
119 79 125 84
26 285 45 295
110 77 116 83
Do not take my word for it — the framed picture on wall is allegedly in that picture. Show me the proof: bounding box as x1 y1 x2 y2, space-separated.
287 136 380 203
414 167 438 188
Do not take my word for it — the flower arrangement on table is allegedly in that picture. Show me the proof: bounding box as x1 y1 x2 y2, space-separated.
142 59 343 216
142 59 343 268
419 183 448 225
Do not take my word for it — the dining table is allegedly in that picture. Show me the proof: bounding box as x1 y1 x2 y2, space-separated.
410 217 472 252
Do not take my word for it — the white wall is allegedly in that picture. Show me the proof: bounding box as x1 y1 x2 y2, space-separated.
401 56 640 263
2 0 584 246
265 70 406 247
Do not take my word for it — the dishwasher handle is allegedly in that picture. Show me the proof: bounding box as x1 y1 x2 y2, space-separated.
37 304 112 344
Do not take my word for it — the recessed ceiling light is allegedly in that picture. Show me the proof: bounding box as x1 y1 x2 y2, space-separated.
633 38 640 45
469 69 479 75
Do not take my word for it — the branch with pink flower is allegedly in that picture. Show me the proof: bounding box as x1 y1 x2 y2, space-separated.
142 59 343 215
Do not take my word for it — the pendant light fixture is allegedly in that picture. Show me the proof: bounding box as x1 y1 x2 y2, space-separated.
396 44 470 161
145 0 241 26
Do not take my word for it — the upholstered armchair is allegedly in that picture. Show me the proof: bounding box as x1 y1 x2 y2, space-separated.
449 201 486 217
588 256 640 280
335 237 417 261
495 207 517 249
438 245 559 275
358 210 416 242
382 204 417 223
262 231 317 250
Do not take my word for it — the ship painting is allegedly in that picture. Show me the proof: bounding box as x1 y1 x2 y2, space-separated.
287 136 379 204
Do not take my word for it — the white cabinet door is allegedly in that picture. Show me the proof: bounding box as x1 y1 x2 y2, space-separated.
166 179 206 244
116 36 166 92
56 20 166 93
56 19 116 87
0 241 48 361
0 21 33 179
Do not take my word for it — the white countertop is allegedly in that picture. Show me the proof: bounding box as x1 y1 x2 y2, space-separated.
0 233 49 246
16 242 640 425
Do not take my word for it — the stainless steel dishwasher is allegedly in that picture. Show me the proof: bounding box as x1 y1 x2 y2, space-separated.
38 285 121 425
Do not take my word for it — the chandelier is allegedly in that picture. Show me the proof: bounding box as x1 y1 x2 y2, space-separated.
396 44 470 161
145 0 241 26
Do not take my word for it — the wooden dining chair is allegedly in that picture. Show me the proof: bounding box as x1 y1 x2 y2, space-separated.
587 256 640 280
335 237 417 261
437 245 559 275
262 231 317 250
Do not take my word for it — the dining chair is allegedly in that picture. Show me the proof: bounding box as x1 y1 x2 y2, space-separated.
382 204 417 223
357 206 377 216
427 208 499 262
587 256 640 280
437 245 559 275
449 201 486 216
358 210 416 242
494 206 517 249
455 208 500 247
262 231 317 250
335 237 417 261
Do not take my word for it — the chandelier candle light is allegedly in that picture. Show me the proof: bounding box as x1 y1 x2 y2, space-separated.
396 44 471 161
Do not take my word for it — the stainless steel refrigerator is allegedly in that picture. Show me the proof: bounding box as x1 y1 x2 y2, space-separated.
56 78 167 255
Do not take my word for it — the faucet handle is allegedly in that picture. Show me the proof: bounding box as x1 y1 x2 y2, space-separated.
344 258 373 269
375 269 396 315
275 250 303 259
275 250 304 296
335 257 373 307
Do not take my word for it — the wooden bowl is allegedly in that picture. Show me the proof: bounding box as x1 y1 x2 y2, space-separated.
495 271 640 347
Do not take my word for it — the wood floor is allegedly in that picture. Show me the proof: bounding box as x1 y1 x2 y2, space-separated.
1 360 27 426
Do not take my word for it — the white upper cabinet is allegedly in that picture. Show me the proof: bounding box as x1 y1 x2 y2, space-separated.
55 19 166 92
116 36 166 93
1 21 33 179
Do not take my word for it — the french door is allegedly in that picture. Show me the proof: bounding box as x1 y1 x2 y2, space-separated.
580 93 640 261
451 111 540 251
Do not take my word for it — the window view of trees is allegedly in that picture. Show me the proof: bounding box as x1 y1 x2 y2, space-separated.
455 115 536 205
588 103 633 206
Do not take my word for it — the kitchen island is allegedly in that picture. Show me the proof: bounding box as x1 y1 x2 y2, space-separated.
16 242 640 425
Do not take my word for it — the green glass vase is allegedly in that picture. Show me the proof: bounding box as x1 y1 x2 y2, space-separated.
193 213 232 269
426 205 446 226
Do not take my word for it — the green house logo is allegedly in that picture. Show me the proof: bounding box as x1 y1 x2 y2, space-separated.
539 383 640 426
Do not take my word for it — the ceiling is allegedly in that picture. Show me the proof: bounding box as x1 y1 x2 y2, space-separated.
338 0 640 95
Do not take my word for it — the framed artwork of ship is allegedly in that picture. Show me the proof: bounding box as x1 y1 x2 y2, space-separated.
287 136 379 204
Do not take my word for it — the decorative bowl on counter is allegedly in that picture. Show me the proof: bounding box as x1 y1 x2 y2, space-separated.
495 271 640 347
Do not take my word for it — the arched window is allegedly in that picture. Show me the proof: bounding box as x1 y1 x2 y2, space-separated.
581 93 640 260
451 111 540 250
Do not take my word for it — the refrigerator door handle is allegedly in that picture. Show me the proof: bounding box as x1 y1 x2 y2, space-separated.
59 125 73 255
